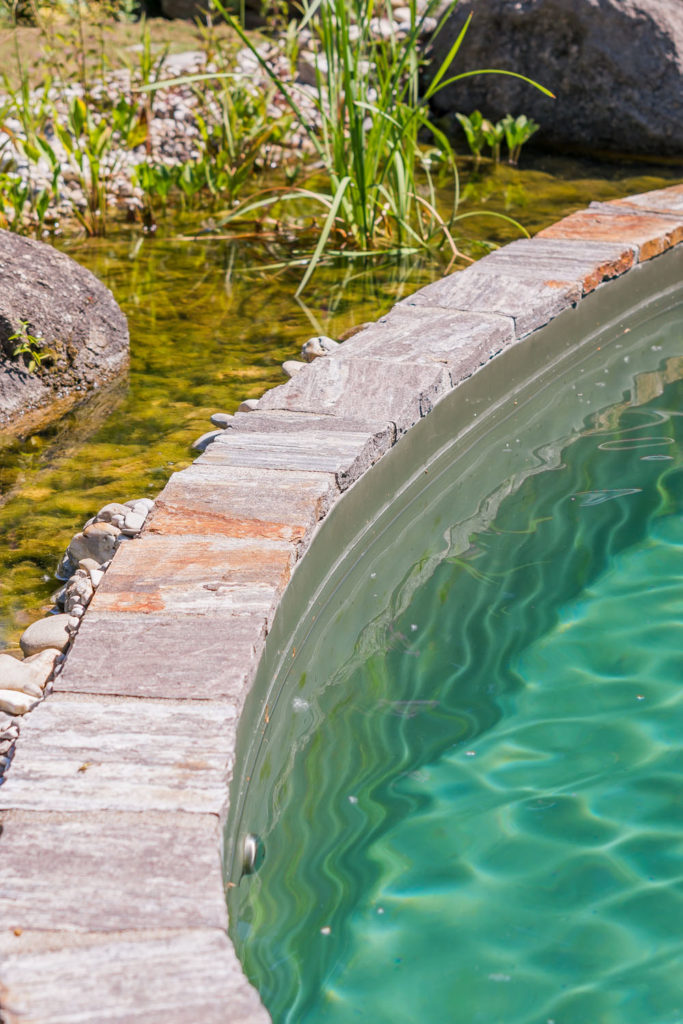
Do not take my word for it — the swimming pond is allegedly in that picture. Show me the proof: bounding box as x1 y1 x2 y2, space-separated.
228 263 683 1023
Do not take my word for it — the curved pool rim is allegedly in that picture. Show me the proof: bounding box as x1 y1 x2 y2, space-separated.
225 241 683 880
0 186 682 1023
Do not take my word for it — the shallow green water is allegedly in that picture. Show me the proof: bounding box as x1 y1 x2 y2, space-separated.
232 331 683 1022
0 237 432 647
0 155 682 649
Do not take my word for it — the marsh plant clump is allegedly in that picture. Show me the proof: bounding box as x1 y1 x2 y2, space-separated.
456 109 540 166
0 8 296 236
0 0 551 288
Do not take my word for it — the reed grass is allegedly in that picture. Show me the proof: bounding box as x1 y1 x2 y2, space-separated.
155 0 552 293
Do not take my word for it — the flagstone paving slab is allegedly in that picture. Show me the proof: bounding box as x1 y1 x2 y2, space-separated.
335 307 515 382
0 929 268 1024
91 534 294 616
396 267 581 337
257 357 452 434
478 237 636 293
57 610 267 700
607 183 683 216
538 208 683 261
0 695 237 815
196 427 389 491
0 810 226 932
149 464 337 545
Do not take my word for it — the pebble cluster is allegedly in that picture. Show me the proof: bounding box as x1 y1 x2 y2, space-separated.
0 495 154 781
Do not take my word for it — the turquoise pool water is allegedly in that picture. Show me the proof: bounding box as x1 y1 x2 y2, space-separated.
231 316 683 1023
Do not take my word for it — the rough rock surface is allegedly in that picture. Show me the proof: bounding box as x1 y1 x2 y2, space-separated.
0 231 129 427
427 0 683 156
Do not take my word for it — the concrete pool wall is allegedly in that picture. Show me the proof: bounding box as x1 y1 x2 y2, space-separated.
0 184 682 1022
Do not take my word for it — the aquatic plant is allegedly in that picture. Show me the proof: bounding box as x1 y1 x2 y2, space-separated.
501 113 539 165
8 319 53 372
150 0 551 292
455 110 487 166
457 111 539 165
481 116 505 164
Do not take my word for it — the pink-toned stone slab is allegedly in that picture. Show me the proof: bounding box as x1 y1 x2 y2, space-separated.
148 464 337 544
227 410 393 440
478 237 636 293
0 929 268 1024
0 695 237 815
57 610 267 700
538 208 683 261
0 810 226 932
257 357 452 435
91 534 294 615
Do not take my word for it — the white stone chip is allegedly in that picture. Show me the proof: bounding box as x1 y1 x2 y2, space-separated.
133 497 155 512
0 689 40 715
301 335 340 361
0 649 60 697
89 568 105 588
123 511 146 534
95 501 130 520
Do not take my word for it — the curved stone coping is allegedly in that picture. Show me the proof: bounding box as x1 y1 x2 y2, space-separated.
1 183 682 1022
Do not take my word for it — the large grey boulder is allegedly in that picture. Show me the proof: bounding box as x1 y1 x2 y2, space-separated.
0 231 129 428
427 0 683 156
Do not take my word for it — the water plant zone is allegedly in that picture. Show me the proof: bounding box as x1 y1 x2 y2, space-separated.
0 0 555 290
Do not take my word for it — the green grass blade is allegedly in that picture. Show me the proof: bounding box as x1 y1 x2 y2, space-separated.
434 68 556 98
424 12 473 98
451 209 532 236
296 175 353 296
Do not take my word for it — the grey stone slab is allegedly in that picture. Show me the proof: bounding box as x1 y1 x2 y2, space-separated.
227 409 394 439
197 427 390 491
0 810 226 932
0 929 269 1024
90 534 294 616
150 464 338 546
478 237 637 292
334 307 514 383
57 611 266 700
0 695 236 815
609 185 683 216
256 357 452 435
397 265 582 337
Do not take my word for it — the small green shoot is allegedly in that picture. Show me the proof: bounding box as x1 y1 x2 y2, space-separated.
501 113 539 165
9 320 53 373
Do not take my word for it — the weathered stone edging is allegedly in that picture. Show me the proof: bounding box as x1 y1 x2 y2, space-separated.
1 183 682 1022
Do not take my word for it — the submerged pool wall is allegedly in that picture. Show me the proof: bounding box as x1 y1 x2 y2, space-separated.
0 186 682 1023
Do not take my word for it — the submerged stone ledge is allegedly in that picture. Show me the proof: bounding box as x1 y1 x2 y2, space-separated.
1 184 682 1023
